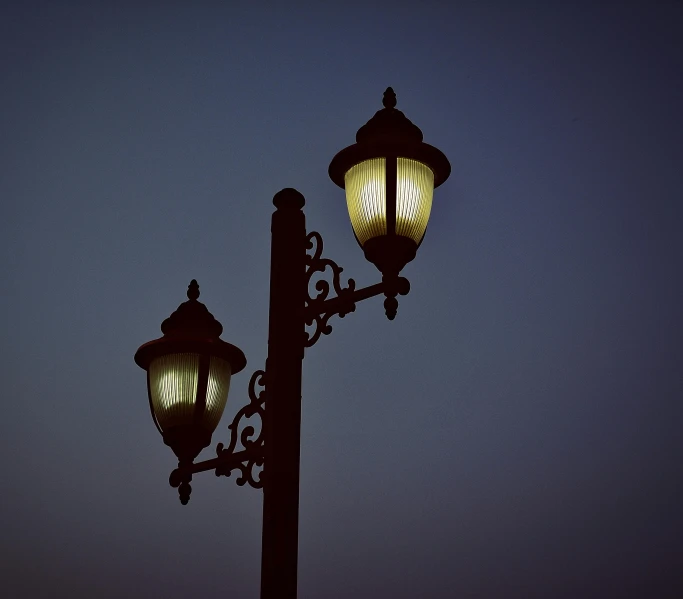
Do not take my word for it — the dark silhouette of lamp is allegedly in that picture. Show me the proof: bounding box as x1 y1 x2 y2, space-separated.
133 88 452 598
329 87 451 316
134 280 246 467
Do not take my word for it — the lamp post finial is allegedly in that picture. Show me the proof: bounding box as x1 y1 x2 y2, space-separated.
383 87 397 109
187 279 200 301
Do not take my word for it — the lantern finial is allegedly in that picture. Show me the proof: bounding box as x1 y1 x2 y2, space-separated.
187 279 200 301
383 87 397 109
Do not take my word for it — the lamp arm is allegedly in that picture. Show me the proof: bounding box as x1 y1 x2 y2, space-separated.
304 277 410 346
169 445 265 500
304 230 410 347
172 446 264 477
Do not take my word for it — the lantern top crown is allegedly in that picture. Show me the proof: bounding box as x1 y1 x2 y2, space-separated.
187 279 200 300
355 87 423 145
161 279 223 338
383 87 396 108
329 87 451 189
135 280 246 374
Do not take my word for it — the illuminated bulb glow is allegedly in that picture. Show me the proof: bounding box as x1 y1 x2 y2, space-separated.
396 158 434 242
149 353 232 432
345 158 386 245
344 158 434 245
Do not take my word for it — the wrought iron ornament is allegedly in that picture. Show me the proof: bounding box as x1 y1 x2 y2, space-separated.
304 230 412 346
215 369 266 487
304 231 357 347
169 368 267 503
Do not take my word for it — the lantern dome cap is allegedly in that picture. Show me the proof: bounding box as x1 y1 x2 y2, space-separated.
355 87 424 144
134 280 246 374
329 87 451 189
161 279 223 338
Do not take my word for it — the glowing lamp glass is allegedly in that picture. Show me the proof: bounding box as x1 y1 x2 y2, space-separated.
344 157 434 246
148 353 232 433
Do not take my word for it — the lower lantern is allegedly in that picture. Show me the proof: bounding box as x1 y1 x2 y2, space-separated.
134 280 246 465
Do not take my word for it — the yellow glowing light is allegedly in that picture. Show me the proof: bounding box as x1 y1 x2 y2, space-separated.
149 353 232 432
344 157 434 245
345 158 386 245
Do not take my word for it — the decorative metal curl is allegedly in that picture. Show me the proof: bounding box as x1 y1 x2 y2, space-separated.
213 368 266 487
305 231 356 347
169 369 266 503
221 369 266 456
215 454 264 489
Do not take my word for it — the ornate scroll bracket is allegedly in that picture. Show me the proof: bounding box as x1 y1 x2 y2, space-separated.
170 368 267 504
305 231 357 347
304 230 411 347
214 368 266 487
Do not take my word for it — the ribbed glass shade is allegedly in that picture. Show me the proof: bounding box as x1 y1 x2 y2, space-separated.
149 353 232 433
203 356 232 432
396 158 434 242
345 158 386 245
344 157 434 245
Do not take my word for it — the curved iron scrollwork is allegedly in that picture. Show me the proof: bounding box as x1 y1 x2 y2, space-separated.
216 453 264 489
221 369 266 455
214 369 266 487
305 231 356 347
170 368 267 503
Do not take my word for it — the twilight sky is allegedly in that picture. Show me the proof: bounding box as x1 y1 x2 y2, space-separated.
2 2 682 598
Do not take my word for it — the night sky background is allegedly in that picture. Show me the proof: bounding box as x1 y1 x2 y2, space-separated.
2 2 683 598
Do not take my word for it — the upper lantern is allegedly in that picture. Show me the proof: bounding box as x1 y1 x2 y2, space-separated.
329 88 450 277
134 280 246 465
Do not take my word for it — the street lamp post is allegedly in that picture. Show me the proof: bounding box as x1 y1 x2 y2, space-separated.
134 88 450 599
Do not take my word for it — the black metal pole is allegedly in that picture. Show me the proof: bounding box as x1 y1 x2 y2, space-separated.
261 188 307 599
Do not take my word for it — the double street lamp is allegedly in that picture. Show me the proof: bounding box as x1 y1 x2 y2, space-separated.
134 88 450 599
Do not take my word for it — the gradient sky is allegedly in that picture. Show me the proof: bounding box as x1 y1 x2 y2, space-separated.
2 2 682 598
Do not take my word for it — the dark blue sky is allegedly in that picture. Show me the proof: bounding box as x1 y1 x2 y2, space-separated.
2 2 682 598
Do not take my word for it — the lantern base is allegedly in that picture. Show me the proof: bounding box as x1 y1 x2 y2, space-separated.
362 235 418 277
362 236 416 320
162 425 213 464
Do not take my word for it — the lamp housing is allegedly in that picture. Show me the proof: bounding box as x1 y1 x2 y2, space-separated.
134 280 246 464
329 88 451 277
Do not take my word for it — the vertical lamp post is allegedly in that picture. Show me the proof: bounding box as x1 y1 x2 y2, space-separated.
134 88 450 599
